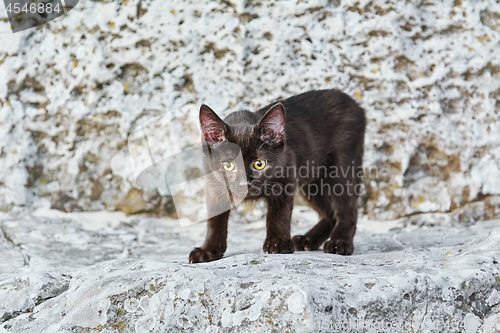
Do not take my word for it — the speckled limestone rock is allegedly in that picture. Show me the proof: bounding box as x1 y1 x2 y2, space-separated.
0 208 499 332
2 231 500 333
1 0 500 220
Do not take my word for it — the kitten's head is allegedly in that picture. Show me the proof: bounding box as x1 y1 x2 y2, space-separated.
199 103 287 200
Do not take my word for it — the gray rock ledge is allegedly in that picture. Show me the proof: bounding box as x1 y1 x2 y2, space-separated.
1 211 499 332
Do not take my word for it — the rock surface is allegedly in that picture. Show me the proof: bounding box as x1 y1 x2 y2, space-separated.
0 208 499 332
0 0 500 221
1 1 500 331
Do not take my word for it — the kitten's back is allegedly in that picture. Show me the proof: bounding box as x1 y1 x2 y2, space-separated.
256 89 366 166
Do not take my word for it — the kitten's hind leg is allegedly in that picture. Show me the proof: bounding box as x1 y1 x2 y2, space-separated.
293 180 336 251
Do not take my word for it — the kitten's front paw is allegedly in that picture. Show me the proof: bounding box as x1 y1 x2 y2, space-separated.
323 238 354 255
263 238 294 254
189 247 224 263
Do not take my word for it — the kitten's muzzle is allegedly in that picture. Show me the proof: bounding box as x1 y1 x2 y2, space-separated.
238 180 258 189
237 180 262 197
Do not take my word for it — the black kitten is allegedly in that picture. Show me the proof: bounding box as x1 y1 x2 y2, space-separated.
189 89 366 263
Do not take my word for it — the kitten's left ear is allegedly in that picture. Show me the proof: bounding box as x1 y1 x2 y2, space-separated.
256 103 285 145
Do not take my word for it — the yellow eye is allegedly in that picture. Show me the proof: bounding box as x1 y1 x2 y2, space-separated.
222 161 235 171
253 159 266 170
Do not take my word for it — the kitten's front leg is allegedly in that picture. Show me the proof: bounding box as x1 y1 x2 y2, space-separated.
323 195 357 255
263 194 295 254
189 210 229 263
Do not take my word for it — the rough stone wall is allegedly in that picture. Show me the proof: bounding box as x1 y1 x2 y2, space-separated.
0 0 499 221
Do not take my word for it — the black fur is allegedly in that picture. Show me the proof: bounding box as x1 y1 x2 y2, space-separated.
190 89 366 263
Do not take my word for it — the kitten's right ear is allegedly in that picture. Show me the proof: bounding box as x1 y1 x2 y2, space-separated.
200 104 228 145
